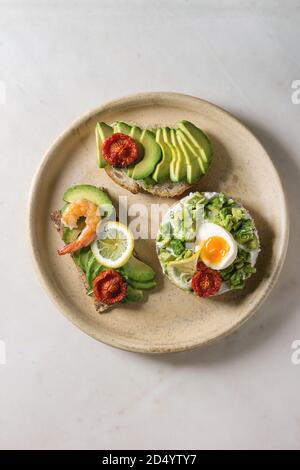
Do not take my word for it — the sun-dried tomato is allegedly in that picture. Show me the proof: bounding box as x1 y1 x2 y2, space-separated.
102 133 138 167
197 261 209 272
93 269 127 305
192 264 221 298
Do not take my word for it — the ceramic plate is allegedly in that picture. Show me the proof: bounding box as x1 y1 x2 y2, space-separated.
28 92 289 353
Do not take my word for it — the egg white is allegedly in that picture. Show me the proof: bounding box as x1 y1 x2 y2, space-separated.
195 222 238 270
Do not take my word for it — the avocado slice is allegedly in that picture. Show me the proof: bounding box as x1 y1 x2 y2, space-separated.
162 127 178 183
112 123 162 180
176 131 202 183
148 128 158 134
63 184 113 217
62 226 80 244
178 121 213 172
170 128 186 182
113 122 144 178
142 176 156 187
95 122 113 168
177 129 206 174
62 217 86 244
125 285 144 302
152 128 172 183
128 125 144 177
60 204 86 244
130 125 143 141
114 121 132 135
131 129 161 180
127 278 157 290
121 256 156 282
114 123 161 180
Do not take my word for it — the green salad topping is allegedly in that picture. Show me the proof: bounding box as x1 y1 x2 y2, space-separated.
156 192 259 291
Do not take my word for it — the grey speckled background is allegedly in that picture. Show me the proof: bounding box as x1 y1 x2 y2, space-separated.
1 0 300 450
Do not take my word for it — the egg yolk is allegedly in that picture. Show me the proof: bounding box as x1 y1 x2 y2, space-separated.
200 236 230 265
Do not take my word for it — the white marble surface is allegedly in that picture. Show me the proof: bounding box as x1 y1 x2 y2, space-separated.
0 0 299 450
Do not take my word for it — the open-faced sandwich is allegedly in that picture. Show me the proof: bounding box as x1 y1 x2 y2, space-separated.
156 192 260 297
95 120 213 197
51 184 156 312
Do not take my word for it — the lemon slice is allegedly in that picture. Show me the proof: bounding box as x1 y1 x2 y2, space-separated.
91 221 134 269
166 253 199 290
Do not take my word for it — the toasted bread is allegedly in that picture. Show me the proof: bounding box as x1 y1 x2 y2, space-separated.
105 166 192 198
156 192 260 297
50 210 110 313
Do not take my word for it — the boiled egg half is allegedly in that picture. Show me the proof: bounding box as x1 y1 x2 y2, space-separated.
195 222 237 270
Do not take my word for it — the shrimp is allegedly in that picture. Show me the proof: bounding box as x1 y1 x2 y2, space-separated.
58 199 100 255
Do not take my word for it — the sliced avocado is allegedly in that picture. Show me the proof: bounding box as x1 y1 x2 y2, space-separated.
162 127 178 183
152 128 172 183
176 131 202 183
131 129 161 180
178 121 213 171
60 202 69 213
113 123 144 178
127 278 157 290
62 218 85 244
125 285 144 302
130 125 143 141
170 128 186 182
112 123 161 180
142 176 156 187
114 121 132 135
177 129 206 174
60 202 85 244
95 122 113 168
128 125 144 177
148 128 157 134
62 227 80 244
63 184 113 217
60 204 86 244
121 256 156 282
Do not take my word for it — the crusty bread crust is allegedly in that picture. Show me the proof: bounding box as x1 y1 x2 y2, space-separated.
50 210 110 313
105 167 140 194
105 166 192 198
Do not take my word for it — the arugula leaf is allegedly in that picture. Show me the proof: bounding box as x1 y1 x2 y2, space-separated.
220 248 256 289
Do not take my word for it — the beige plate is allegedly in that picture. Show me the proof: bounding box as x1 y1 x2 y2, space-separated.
28 92 289 353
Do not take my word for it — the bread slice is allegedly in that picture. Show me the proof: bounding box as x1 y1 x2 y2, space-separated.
50 210 110 313
156 192 260 297
105 166 192 198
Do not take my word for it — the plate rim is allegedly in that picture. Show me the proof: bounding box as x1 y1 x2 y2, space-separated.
27 91 290 354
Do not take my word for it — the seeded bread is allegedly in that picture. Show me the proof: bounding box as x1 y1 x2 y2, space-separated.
105 166 192 197
50 210 110 313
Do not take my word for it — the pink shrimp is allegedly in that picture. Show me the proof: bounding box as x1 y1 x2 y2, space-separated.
58 199 100 255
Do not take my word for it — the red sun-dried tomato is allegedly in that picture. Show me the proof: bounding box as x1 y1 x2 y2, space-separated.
197 261 209 272
192 265 222 298
93 269 127 305
102 133 138 167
